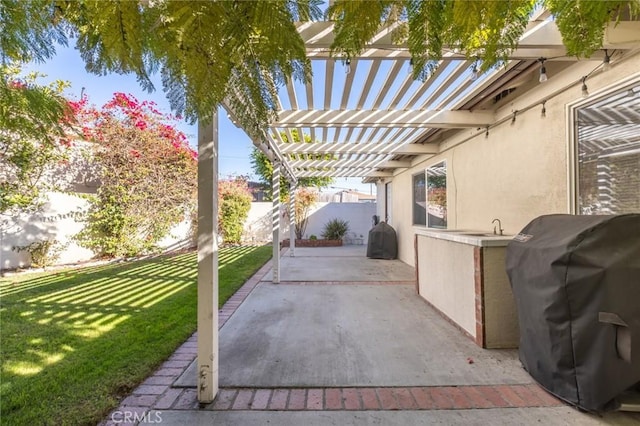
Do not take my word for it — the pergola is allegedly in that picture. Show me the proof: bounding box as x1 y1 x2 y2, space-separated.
195 11 640 402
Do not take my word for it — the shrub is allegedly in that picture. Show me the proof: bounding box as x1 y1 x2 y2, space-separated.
321 218 349 240
309 234 317 240
14 239 66 269
218 178 252 244
73 93 197 258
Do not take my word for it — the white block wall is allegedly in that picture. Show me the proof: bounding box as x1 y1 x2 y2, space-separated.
242 201 378 244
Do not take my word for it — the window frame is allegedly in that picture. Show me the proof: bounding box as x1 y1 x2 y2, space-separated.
411 170 426 226
567 74 640 214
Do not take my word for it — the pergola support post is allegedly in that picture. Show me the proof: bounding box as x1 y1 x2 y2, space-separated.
289 182 296 257
196 110 219 403
272 161 281 283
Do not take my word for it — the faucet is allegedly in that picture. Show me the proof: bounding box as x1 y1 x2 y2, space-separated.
492 218 504 236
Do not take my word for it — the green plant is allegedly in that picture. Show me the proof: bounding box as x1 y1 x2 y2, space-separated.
218 177 252 244
309 234 317 240
251 130 333 201
73 93 197 258
13 239 65 268
284 187 319 240
1 64 74 216
321 218 349 240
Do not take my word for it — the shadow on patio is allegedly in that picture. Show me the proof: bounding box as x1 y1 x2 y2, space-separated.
111 246 640 425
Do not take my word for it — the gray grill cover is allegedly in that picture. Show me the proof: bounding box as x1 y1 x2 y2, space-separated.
366 222 397 259
506 214 640 412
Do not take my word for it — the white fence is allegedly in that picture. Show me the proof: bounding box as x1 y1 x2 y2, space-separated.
242 201 377 244
1 191 193 271
2 197 377 271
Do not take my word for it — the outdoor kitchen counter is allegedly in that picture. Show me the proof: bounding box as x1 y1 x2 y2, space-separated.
414 228 513 247
414 229 519 349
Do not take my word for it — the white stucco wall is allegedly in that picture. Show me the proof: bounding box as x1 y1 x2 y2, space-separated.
2 191 194 271
303 202 378 242
392 53 640 266
1 192 94 270
242 201 377 244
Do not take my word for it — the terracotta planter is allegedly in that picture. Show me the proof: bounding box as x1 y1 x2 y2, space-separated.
281 239 342 248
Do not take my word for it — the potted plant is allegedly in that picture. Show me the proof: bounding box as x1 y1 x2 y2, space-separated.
321 218 349 245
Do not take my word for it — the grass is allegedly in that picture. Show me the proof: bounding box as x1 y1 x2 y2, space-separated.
0 245 272 426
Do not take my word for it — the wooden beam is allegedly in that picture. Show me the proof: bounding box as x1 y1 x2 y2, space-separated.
378 160 412 168
297 20 639 59
280 141 439 155
274 109 494 128
197 110 219 403
272 162 281 283
295 167 393 178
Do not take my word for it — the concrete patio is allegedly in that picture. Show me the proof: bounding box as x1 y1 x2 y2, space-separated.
105 246 640 425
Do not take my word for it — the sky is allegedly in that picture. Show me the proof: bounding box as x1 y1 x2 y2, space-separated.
25 44 374 194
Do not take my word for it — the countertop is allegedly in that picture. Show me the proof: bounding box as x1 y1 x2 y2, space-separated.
415 228 513 247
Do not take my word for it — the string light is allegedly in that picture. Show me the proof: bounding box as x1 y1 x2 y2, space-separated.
485 126 490 138
541 101 547 118
511 110 518 125
408 58 413 75
470 63 479 81
345 58 351 75
581 76 589 98
602 50 611 72
538 58 548 83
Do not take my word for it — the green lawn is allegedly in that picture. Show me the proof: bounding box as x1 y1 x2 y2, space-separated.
0 245 271 426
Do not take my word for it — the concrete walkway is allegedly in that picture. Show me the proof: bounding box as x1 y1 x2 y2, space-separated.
102 247 640 425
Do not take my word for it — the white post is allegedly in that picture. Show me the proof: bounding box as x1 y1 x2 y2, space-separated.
376 179 385 221
272 162 281 283
197 110 219 403
289 182 296 257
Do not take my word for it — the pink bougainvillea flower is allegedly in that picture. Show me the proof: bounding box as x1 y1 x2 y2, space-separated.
9 80 26 89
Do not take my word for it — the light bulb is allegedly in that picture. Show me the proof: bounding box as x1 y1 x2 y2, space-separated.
538 58 548 83
345 58 351 75
470 65 479 81
602 51 611 72
539 65 548 83
581 81 589 98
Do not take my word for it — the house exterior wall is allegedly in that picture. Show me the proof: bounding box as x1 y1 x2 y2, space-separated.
393 53 640 266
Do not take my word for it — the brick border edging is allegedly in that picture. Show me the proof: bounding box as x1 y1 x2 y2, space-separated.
276 280 416 286
100 258 274 425
196 384 563 412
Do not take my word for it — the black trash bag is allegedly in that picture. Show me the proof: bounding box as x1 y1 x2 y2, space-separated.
366 222 397 260
506 214 640 412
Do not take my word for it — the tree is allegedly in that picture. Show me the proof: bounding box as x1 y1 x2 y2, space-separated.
329 0 640 77
2 1 634 130
74 93 197 258
0 64 74 215
285 187 319 240
0 0 321 130
251 129 333 200
218 177 253 245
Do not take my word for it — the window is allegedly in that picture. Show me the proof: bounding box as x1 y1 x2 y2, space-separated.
412 172 426 225
575 83 640 214
427 161 447 228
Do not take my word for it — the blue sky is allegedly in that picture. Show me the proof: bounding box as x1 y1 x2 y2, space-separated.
26 44 373 193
